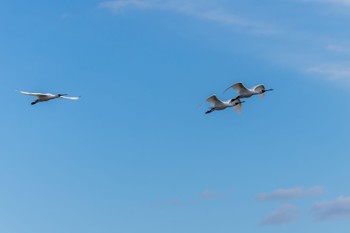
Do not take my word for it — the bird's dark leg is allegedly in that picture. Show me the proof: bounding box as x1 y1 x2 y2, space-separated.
31 100 38 105
205 108 215 114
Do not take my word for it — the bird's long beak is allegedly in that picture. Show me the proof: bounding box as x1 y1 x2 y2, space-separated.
266 89 274 92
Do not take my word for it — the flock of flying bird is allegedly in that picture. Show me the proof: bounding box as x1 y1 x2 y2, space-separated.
204 82 273 114
16 82 273 114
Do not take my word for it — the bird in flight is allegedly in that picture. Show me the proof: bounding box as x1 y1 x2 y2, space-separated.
205 94 244 114
17 90 80 105
223 82 273 101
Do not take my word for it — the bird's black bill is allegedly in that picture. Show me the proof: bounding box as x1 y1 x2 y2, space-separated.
205 108 215 114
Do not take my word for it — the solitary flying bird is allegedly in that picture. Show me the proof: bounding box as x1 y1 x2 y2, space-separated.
17 90 80 105
223 82 273 101
205 94 244 114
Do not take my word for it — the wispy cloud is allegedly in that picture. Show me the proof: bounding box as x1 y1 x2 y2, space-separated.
99 0 350 87
306 64 350 82
312 196 350 221
260 204 299 226
99 0 152 11
302 0 350 5
98 0 277 35
200 190 219 200
326 44 350 54
257 186 324 201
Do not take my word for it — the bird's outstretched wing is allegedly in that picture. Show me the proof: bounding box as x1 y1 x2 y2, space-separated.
253 84 265 98
223 82 249 95
60 96 80 100
16 90 49 97
206 95 223 106
231 99 243 114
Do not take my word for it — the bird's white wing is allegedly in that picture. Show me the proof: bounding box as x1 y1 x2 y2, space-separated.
253 84 265 98
206 95 223 107
17 90 50 97
223 82 249 95
60 96 80 100
232 99 243 114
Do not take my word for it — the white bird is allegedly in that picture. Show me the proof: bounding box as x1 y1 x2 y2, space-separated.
17 90 80 105
223 82 273 101
205 94 244 114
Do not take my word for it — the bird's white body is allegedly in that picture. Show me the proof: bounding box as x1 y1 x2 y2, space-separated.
17 90 80 105
223 82 272 99
205 95 244 114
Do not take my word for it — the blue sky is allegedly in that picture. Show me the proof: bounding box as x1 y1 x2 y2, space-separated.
1 0 350 232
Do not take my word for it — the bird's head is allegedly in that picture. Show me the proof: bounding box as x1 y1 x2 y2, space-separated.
230 98 244 104
234 100 245 106
58 94 68 97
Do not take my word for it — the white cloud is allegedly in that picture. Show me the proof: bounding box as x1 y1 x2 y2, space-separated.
326 44 350 54
312 196 350 221
99 0 152 11
260 204 299 226
257 186 324 201
306 64 350 82
99 0 350 88
98 0 277 35
303 0 350 5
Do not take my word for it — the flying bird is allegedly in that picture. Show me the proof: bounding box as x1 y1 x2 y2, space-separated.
17 90 80 105
205 95 244 114
223 82 273 101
